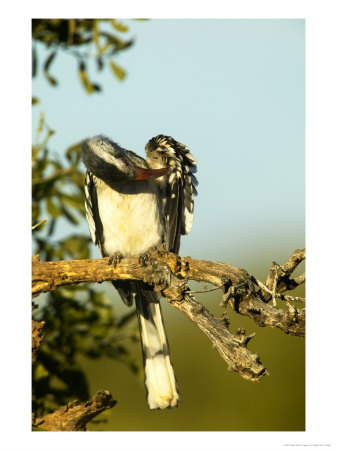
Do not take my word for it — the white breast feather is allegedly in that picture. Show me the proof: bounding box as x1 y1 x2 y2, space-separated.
95 179 164 257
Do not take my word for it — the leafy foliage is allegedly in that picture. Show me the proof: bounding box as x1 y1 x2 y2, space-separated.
32 284 138 417
32 19 140 419
32 113 85 241
32 19 134 93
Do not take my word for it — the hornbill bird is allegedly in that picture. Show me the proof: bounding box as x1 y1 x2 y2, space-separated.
82 134 198 409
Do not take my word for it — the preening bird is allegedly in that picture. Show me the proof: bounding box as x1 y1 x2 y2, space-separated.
82 134 198 409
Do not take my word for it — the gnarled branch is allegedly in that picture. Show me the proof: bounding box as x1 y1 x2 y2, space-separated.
32 249 305 382
262 249 306 301
33 390 117 431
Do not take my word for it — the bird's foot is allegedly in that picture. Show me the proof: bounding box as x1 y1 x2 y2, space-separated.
139 243 167 267
139 250 154 267
108 252 123 268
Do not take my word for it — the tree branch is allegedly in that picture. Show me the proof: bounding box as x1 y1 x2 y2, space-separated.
32 249 305 382
33 390 117 431
263 249 306 301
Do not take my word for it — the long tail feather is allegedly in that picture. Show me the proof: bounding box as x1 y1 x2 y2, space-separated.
135 283 181 410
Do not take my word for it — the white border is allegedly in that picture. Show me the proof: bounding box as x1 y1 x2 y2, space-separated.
1 1 336 449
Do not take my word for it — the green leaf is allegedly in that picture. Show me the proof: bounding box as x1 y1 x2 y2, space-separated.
103 33 133 52
46 198 62 217
37 112 45 135
109 60 126 81
79 60 94 93
110 19 129 33
44 51 58 86
32 96 40 105
45 73 58 86
34 362 49 380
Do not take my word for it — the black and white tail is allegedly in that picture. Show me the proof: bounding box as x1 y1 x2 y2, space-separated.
134 283 180 409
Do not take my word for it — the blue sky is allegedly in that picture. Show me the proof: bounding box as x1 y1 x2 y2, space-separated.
32 19 305 275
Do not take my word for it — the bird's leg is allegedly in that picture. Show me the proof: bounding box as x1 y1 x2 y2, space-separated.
155 242 169 256
108 252 123 269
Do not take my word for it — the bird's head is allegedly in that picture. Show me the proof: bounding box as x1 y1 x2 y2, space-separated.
82 135 167 184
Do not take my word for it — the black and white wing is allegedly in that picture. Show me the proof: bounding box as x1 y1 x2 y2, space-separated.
145 135 198 253
84 171 104 255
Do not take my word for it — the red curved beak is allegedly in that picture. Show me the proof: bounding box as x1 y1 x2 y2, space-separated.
134 166 167 180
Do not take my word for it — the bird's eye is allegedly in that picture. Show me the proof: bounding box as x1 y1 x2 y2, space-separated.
118 157 126 165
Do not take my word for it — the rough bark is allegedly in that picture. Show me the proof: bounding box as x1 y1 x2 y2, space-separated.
32 249 305 382
33 390 116 431
263 249 306 301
